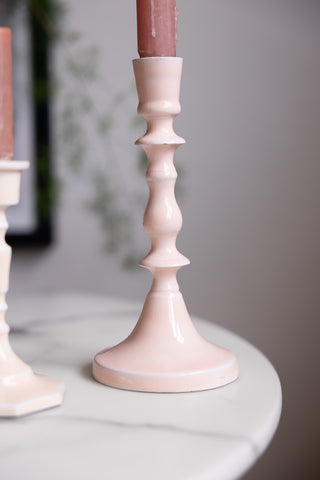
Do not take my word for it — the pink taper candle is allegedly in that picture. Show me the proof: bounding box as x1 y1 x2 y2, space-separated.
136 0 177 57
0 28 14 160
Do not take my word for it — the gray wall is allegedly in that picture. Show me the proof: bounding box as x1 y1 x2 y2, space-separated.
10 1 320 479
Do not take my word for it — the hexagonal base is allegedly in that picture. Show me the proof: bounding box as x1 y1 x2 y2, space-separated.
0 371 65 417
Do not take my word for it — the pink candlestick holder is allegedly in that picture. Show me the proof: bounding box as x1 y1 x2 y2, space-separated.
0 161 64 416
93 57 238 392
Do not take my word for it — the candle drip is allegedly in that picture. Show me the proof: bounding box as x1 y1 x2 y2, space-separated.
137 0 177 57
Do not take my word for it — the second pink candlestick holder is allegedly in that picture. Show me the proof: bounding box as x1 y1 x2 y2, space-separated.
0 161 65 416
93 57 238 392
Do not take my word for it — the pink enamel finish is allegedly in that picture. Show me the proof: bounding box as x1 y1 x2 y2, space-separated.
0 162 65 416
92 57 239 392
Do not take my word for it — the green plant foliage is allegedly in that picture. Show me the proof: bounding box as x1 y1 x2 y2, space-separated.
5 0 184 266
88 172 132 255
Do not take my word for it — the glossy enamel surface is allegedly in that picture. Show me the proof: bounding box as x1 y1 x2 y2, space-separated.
0 163 64 416
93 57 239 392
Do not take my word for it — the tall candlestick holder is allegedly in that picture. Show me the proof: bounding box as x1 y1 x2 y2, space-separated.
93 57 238 392
0 161 64 416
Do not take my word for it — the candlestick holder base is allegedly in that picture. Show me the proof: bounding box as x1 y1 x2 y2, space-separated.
93 291 238 392
93 57 238 392
0 161 64 416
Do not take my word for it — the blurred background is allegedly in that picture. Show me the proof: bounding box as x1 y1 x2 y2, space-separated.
2 0 320 478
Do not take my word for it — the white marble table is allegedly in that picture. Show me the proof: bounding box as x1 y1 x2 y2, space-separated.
1 292 281 480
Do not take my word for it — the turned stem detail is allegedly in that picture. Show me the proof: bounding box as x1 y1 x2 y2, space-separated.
134 58 188 300
0 208 11 336
0 164 31 378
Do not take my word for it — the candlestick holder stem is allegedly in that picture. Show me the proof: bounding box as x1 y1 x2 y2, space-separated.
93 57 238 392
0 161 64 416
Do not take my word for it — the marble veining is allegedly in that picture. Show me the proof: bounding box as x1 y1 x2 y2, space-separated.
1 293 282 480
51 413 255 447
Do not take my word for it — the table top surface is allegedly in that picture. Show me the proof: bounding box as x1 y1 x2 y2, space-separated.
1 292 281 480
